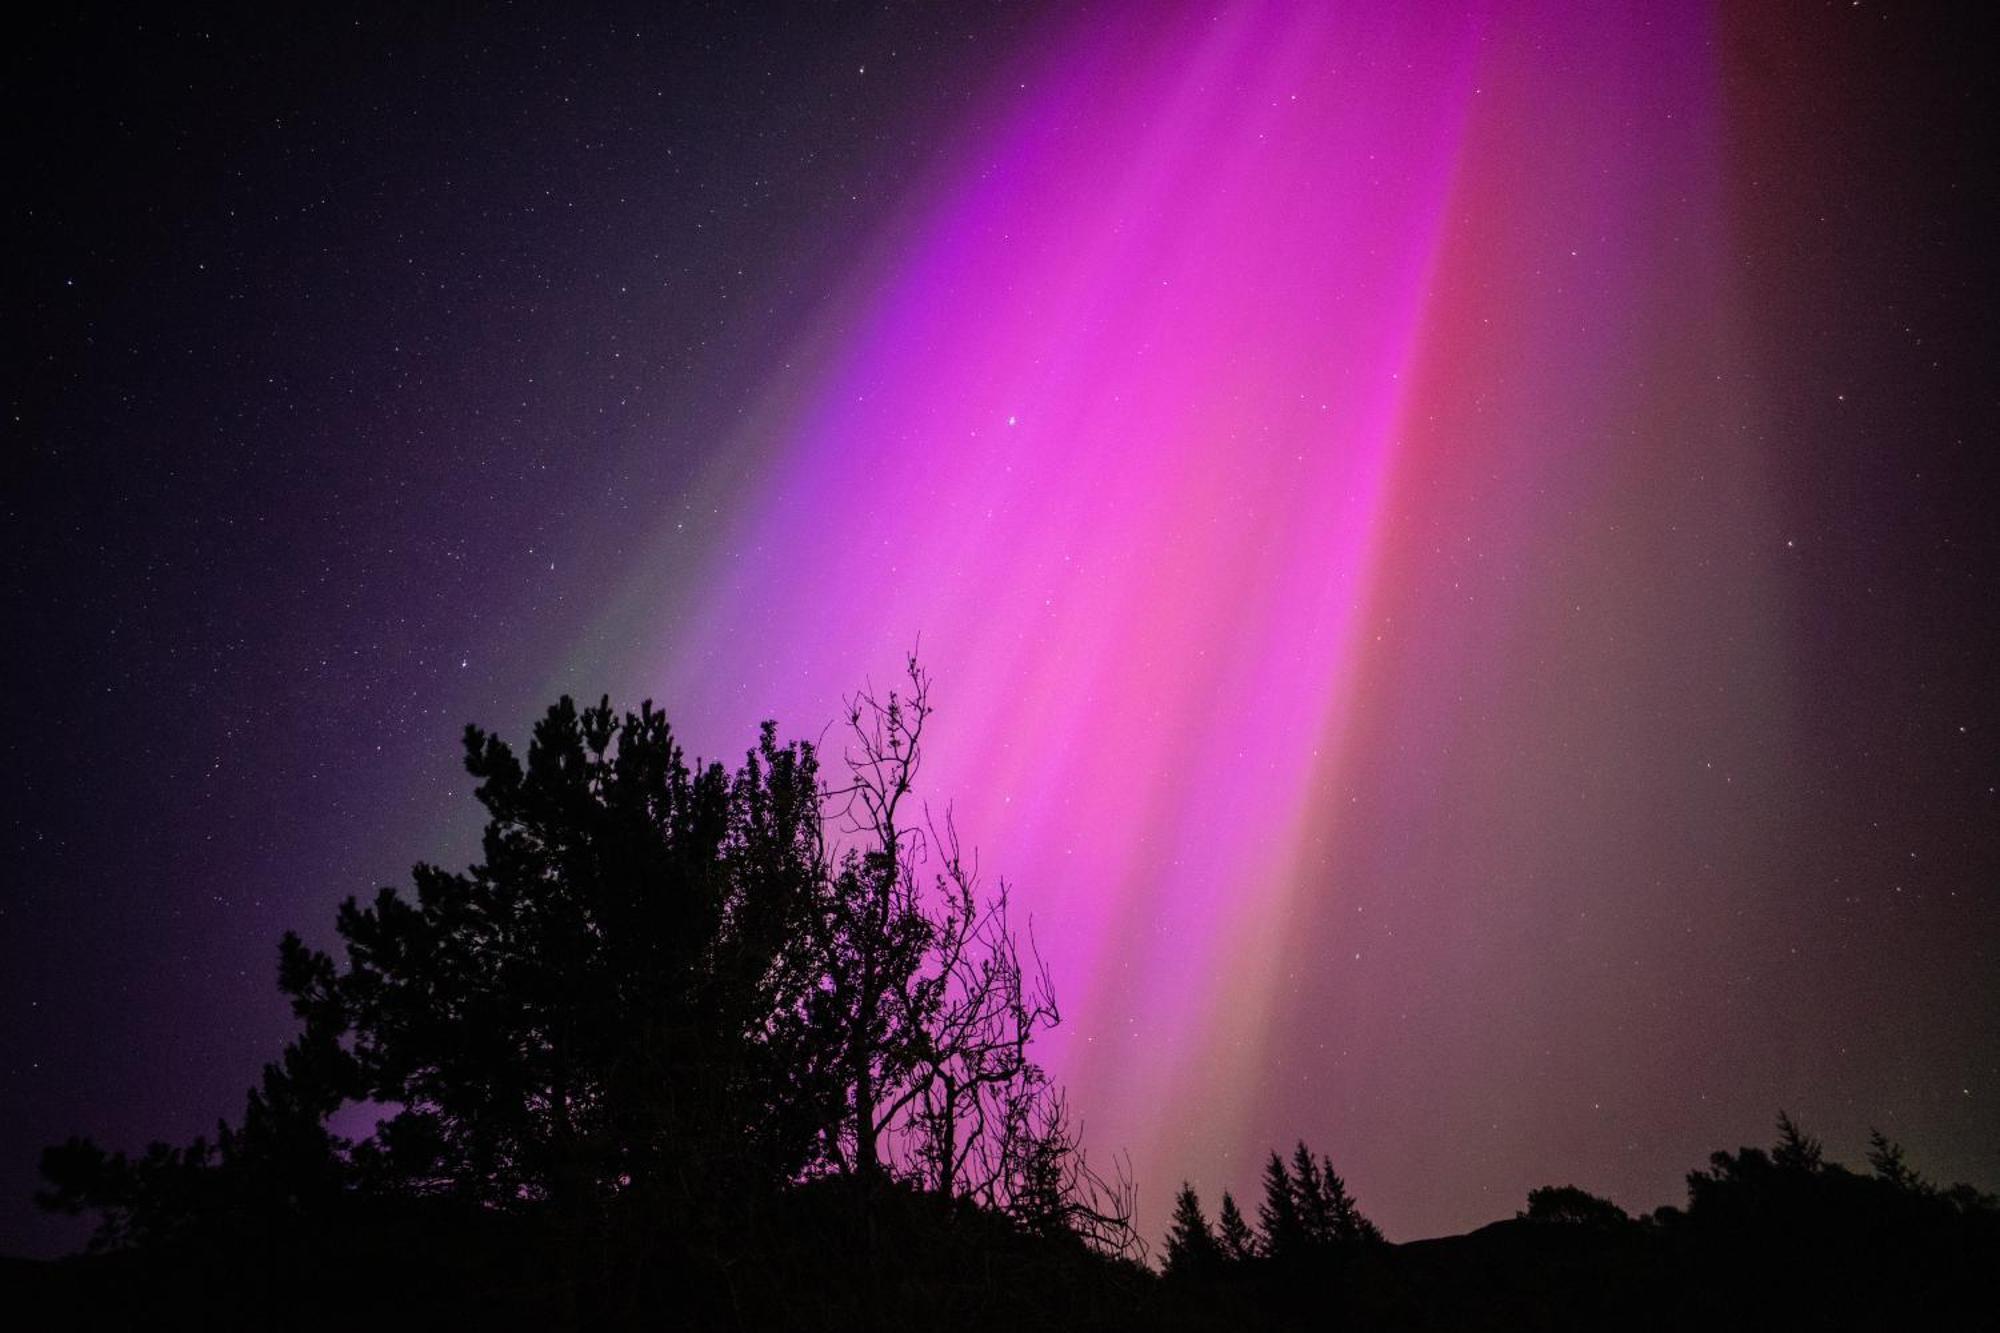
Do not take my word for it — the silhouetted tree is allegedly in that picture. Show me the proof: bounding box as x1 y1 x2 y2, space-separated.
1865 1129 1926 1194
810 659 1137 1253
1252 1141 1381 1256
1673 1113 2000 1329
1257 1151 1302 1261
1684 1111 1834 1227
39 948 353 1249
1290 1143 1332 1245
37 1136 222 1253
312 698 834 1216
1216 1189 1257 1263
1319 1154 1383 1247
39 662 1139 1261
1772 1110 1824 1175
1519 1184 1631 1227
1163 1182 1223 1278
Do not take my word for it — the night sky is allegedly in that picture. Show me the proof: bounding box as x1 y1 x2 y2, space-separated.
4 2 1994 1258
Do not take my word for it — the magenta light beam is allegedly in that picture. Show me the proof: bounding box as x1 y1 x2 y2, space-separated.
578 0 1754 1241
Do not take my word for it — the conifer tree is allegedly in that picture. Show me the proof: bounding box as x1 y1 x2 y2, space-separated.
1866 1129 1927 1193
1773 1111 1824 1174
1258 1150 1302 1260
1321 1155 1384 1246
1163 1181 1223 1277
1216 1189 1257 1263
1292 1142 1333 1245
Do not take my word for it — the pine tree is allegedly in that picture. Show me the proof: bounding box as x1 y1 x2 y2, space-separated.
1216 1189 1257 1263
1292 1141 1333 1246
1321 1156 1383 1246
1258 1150 1303 1261
1164 1181 1223 1278
1773 1111 1824 1174
1866 1129 1927 1193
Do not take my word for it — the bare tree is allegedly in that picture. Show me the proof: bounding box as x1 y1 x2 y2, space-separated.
815 653 1140 1258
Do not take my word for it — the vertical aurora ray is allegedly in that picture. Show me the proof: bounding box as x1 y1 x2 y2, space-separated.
577 1 1750 1236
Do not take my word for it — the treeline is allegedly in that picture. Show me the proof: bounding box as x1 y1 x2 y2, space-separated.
1145 1114 1997 1330
15 669 2000 1329
1162 1142 1383 1278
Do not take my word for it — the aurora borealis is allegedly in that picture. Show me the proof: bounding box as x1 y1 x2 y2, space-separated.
6 1 1995 1256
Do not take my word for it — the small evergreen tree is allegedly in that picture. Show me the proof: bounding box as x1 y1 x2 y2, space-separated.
1163 1181 1223 1278
1291 1142 1333 1245
1773 1111 1824 1174
1216 1189 1257 1263
1258 1150 1302 1260
1322 1155 1384 1246
1866 1129 1927 1194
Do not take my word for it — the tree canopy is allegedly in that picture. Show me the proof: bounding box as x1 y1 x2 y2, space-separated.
39 659 1134 1262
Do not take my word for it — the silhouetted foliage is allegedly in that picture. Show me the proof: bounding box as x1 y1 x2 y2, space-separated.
1162 1182 1223 1278
1290 1143 1332 1244
37 960 353 1250
1865 1127 1925 1193
1771 1108 1823 1173
1319 1154 1382 1248
36 1136 220 1253
1518 1184 1631 1228
35 660 1140 1309
1251 1140 1380 1263
810 664 1135 1252
323 697 832 1216
24 673 2000 1329
1256 1150 1302 1262
1662 1113 2000 1329
1215 1189 1257 1263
